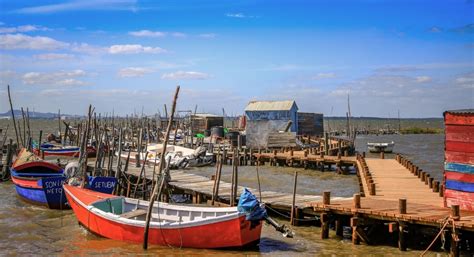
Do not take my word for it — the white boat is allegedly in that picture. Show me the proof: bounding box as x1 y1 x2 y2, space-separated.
367 141 395 153
117 144 213 168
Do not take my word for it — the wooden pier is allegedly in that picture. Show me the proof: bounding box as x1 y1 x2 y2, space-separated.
118 151 474 254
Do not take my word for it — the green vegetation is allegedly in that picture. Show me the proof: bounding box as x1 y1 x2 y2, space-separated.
400 127 443 134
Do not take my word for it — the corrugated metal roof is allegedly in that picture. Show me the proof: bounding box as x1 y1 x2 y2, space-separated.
245 100 297 111
192 113 221 117
445 109 474 114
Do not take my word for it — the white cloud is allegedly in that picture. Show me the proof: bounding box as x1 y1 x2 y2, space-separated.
456 77 474 84
312 73 337 80
0 24 50 34
33 53 74 60
71 43 105 55
429 26 442 33
0 70 17 84
198 33 216 38
171 32 187 38
226 13 259 18
108 44 166 54
22 69 87 86
226 13 246 18
0 33 68 50
415 76 432 83
129 30 166 37
262 64 325 71
455 72 474 88
118 67 154 78
161 71 210 80
14 0 138 14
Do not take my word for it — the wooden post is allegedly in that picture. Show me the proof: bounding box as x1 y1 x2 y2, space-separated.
290 171 298 226
1 140 13 178
369 183 376 195
428 177 434 188
353 193 361 209
350 217 359 245
320 213 329 239
335 218 343 237
398 222 407 251
451 228 460 257
143 86 180 250
439 184 444 197
7 85 20 147
323 191 331 205
433 181 440 192
399 198 407 214
380 151 384 159
256 159 262 202
451 205 460 221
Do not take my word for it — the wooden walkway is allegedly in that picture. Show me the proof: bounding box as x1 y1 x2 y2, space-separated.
124 167 351 211
362 158 443 206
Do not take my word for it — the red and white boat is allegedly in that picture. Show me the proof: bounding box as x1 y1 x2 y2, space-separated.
63 184 262 248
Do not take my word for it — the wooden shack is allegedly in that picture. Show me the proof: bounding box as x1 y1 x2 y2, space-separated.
191 114 223 134
444 109 474 211
297 112 324 136
245 100 298 148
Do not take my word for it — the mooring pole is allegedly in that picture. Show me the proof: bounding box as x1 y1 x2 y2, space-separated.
290 171 298 226
143 86 180 250
7 85 20 147
256 157 262 202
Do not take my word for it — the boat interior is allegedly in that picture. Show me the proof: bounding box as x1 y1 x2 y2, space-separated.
91 197 238 224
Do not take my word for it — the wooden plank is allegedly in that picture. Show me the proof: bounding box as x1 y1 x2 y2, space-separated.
444 112 474 126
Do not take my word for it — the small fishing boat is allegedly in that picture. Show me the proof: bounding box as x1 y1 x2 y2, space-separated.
367 141 395 153
11 149 116 209
117 144 213 168
63 185 263 248
32 142 96 157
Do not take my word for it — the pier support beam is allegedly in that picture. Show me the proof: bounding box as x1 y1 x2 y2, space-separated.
398 222 407 251
351 217 360 245
320 213 329 239
335 218 343 237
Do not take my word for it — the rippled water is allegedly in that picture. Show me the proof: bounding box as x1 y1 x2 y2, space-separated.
355 134 445 181
0 120 446 255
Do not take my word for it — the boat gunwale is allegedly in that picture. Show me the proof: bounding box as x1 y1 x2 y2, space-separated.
64 185 244 229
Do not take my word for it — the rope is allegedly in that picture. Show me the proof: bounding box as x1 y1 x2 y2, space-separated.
420 217 456 257
265 205 320 222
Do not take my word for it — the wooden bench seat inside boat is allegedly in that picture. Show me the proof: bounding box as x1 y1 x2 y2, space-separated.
120 209 147 219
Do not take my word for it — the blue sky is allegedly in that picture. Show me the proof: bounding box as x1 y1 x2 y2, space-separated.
0 0 472 117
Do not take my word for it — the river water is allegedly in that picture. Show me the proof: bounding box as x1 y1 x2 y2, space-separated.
0 120 446 256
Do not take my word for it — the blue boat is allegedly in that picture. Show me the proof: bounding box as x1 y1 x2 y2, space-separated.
11 149 117 209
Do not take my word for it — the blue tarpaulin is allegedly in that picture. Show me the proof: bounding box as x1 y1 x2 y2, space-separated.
237 188 267 221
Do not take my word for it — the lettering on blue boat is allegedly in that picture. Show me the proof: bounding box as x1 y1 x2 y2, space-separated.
44 180 61 188
94 181 115 189
46 188 63 194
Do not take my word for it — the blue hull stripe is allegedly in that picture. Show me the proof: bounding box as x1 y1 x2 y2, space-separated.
446 180 474 193
445 162 474 174
15 185 48 205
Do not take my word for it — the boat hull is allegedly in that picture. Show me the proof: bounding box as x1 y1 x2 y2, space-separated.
64 185 262 248
12 174 117 209
367 142 395 153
